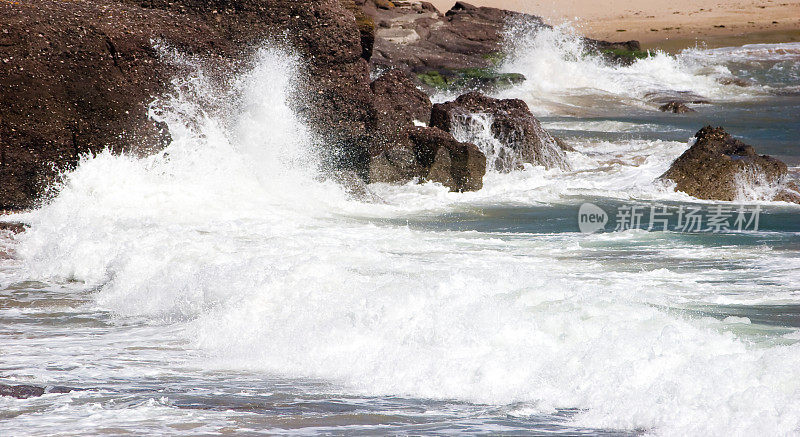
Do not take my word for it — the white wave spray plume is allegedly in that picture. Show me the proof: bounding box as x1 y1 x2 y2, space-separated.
497 24 763 114
448 112 570 172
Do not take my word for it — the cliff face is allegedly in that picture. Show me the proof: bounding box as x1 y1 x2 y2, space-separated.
0 0 375 210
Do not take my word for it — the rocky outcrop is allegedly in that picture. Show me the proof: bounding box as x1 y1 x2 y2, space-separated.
3 0 647 206
0 0 375 210
361 1 542 90
1 0 189 210
366 69 486 191
361 1 643 89
430 92 570 171
661 126 798 202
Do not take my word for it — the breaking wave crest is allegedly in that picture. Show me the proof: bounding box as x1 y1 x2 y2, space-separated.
499 24 771 114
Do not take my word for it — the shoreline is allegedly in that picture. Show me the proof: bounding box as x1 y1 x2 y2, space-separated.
640 28 800 53
430 0 800 51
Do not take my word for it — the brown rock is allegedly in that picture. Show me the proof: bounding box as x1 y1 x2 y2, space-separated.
661 126 794 202
584 39 644 66
366 126 487 192
368 145 421 183
342 0 376 60
365 0 545 75
0 221 27 234
430 92 570 171
373 0 395 10
362 1 640 91
717 77 753 87
0 383 73 399
409 126 485 191
659 101 696 114
645 90 710 105
774 182 800 203
365 68 432 184
371 69 432 130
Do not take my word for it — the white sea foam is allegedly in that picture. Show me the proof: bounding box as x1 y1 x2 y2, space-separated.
683 42 800 63
541 120 672 133
3 42 800 436
733 167 784 203
497 24 768 115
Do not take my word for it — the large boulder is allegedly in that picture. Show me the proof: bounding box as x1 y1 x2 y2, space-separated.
0 0 374 210
366 127 487 192
430 92 570 171
661 126 798 202
409 126 486 192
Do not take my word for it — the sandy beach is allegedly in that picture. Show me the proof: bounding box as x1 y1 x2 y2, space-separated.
431 0 800 49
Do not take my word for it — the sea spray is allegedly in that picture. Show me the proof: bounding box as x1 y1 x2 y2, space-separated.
498 24 764 114
15 46 350 287
449 112 570 172
733 166 797 203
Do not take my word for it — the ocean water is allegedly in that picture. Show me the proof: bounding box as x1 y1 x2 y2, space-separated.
1 26 799 436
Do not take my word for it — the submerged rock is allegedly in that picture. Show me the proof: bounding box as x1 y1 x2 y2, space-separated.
661 126 797 202
717 77 753 87
430 92 570 171
0 383 73 399
659 101 696 114
645 90 710 106
585 39 649 66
